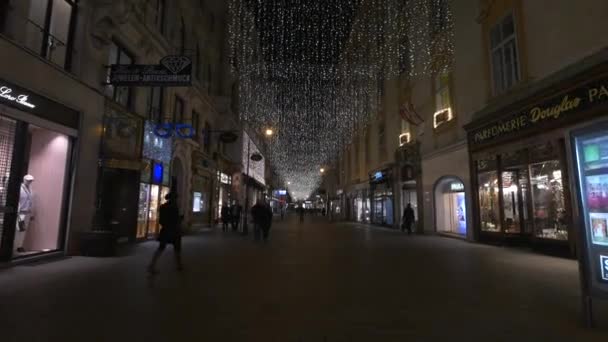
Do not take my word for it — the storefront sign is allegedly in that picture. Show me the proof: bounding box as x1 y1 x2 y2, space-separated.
470 76 608 146
370 170 388 183
0 78 79 129
109 56 192 86
0 86 36 108
450 182 464 191
220 173 230 184
153 122 195 138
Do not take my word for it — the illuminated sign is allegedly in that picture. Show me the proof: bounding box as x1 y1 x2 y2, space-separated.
470 76 608 146
220 173 230 184
450 182 464 191
109 56 192 86
370 170 388 183
0 86 36 108
0 78 79 129
152 162 163 184
154 123 195 138
275 189 287 196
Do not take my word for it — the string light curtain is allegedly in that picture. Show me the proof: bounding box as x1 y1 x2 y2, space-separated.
229 0 453 200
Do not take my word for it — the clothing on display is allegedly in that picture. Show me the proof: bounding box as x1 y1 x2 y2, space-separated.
15 175 35 253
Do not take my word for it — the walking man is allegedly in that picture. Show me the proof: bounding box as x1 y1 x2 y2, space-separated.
148 193 183 274
231 202 242 232
298 204 305 223
221 204 231 231
402 203 415 234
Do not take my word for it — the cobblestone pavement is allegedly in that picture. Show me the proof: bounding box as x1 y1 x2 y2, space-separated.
0 215 607 341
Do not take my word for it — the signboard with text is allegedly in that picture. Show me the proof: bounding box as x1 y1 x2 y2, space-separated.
109 56 192 87
469 74 608 147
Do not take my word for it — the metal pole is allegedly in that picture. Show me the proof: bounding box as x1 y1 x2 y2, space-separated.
242 138 251 235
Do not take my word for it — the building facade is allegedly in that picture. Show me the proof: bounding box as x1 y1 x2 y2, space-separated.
0 0 234 262
330 0 608 257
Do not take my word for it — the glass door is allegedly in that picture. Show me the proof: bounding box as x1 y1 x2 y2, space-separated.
502 170 521 234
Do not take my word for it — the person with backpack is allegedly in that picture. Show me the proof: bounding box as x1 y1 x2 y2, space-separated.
148 193 183 274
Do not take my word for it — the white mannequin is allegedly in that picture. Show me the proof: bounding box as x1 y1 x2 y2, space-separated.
14 174 34 254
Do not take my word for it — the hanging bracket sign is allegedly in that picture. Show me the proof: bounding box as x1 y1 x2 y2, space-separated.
109 56 192 87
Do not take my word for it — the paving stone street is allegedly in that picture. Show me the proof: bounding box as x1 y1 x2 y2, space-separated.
1 216 607 341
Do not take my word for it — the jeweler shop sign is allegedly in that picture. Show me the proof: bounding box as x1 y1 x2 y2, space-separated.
109 56 192 87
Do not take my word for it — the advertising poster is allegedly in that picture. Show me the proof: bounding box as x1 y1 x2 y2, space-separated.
456 192 467 235
589 212 608 246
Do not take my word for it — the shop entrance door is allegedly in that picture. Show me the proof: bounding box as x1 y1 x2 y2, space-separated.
501 169 530 235
99 168 139 242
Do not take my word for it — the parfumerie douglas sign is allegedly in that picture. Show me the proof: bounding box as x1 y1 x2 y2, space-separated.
470 75 608 146
109 56 192 87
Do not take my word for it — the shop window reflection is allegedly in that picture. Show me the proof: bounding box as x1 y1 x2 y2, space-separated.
478 172 500 232
530 161 568 240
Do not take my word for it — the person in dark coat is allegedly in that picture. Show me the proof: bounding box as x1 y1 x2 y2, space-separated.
402 203 415 234
221 204 231 231
148 193 183 274
252 200 273 241
298 204 305 223
231 202 242 232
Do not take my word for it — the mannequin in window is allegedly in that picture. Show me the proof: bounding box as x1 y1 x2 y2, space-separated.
14 174 35 254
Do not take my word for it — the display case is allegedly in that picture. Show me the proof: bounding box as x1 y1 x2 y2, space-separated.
572 128 608 291
136 183 150 239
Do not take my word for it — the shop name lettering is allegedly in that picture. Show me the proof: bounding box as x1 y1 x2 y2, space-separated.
0 86 36 109
473 82 608 144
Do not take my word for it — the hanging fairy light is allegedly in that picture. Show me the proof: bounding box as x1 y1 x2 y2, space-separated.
229 0 454 199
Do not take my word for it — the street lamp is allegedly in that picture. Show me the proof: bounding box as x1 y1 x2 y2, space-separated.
320 168 325 174
265 128 274 137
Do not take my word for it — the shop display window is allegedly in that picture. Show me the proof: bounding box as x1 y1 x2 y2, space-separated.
529 161 568 240
137 183 150 238
12 123 71 256
478 171 500 232
147 185 160 237
193 192 202 212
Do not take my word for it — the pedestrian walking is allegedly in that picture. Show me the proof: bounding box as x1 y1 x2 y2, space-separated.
231 202 242 232
148 193 183 274
251 200 264 240
298 204 304 223
221 204 231 231
402 203 415 234
261 200 273 241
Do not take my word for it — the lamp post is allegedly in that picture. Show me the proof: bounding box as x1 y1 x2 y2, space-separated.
264 128 274 213
241 130 267 236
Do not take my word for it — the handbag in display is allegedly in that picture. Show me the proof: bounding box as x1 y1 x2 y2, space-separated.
17 216 25 232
